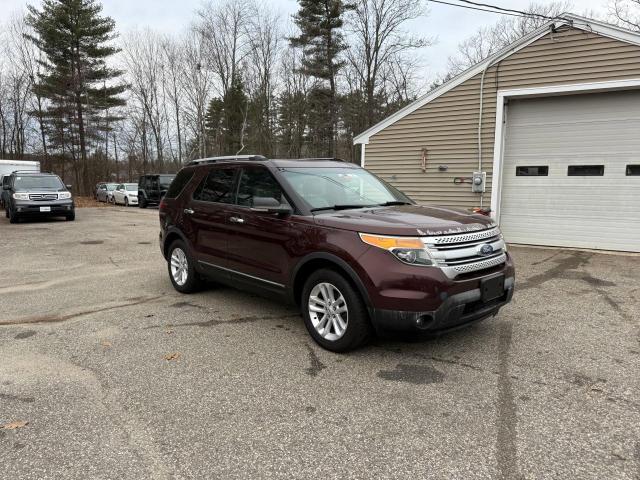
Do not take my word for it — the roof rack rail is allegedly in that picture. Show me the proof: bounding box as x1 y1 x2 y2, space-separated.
187 155 267 166
295 157 344 162
11 170 48 174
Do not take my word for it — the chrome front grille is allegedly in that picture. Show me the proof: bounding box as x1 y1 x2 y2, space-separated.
29 193 58 201
423 227 507 279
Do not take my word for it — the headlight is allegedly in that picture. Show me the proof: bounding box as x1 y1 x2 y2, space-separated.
12 193 29 200
359 233 433 266
499 231 508 252
58 192 72 199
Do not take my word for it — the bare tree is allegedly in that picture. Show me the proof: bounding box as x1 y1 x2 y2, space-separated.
122 29 167 170
346 0 429 125
6 14 49 165
181 29 215 159
244 4 282 155
196 0 251 96
160 36 185 164
447 2 572 75
609 0 640 30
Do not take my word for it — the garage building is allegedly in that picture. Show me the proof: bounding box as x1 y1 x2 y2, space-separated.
354 14 640 252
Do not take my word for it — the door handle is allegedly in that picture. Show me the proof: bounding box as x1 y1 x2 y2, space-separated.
183 208 194 215
229 216 244 224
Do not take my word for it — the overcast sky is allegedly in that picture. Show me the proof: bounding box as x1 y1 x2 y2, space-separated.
1 0 610 77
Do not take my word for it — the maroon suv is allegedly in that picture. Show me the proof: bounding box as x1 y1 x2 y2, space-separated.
159 156 514 351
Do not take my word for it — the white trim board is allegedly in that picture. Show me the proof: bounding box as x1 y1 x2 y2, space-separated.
489 78 640 223
353 13 640 147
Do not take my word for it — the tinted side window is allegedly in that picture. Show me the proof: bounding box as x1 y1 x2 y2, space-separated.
165 170 195 199
237 167 284 207
193 168 236 203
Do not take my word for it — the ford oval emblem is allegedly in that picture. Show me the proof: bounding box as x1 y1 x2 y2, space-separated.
478 244 494 256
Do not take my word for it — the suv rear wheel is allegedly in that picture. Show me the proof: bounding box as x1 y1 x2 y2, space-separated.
301 269 371 352
167 240 202 293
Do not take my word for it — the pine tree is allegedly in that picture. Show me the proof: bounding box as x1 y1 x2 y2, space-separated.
26 0 126 193
222 76 248 155
290 0 352 157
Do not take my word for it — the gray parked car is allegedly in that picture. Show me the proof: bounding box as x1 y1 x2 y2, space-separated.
96 182 118 203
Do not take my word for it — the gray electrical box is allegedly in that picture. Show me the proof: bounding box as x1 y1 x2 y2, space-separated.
472 171 486 193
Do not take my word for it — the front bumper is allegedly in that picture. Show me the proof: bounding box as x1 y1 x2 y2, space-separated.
370 277 514 334
128 197 139 204
13 199 74 215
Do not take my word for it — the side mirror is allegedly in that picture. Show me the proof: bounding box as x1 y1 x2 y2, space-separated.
251 197 292 215
66 184 72 190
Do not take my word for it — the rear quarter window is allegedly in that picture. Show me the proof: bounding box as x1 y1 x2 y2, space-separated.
165 169 195 199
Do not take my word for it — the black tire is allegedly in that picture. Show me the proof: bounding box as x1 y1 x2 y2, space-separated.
8 207 19 224
5 208 8 218
66 211 75 221
139 197 147 208
124 197 129 207
167 240 203 294
301 268 372 352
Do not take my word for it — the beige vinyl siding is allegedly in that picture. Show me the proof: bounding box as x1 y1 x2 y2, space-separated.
364 28 640 209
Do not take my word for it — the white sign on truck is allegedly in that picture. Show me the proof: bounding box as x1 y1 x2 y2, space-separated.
0 159 40 177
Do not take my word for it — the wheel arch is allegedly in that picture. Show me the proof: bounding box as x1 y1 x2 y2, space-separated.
163 228 191 260
290 253 371 309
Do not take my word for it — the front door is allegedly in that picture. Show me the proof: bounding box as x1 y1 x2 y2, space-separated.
182 166 239 274
225 166 297 292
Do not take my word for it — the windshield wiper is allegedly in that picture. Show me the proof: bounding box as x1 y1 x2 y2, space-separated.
310 204 375 213
377 201 412 206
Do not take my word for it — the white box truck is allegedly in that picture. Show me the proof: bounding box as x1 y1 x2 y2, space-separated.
1 159 41 208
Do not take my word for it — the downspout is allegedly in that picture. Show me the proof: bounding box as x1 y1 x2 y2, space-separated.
360 143 366 168
477 61 491 208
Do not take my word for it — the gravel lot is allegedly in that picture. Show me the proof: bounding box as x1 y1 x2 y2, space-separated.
0 207 639 479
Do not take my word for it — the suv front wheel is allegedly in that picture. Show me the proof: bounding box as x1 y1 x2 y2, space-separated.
8 207 19 224
167 240 202 293
301 269 371 352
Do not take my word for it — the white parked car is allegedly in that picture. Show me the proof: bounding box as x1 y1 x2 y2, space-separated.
112 183 139 206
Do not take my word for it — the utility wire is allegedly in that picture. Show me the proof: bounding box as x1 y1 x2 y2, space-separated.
427 0 528 18
428 0 568 22
457 0 563 20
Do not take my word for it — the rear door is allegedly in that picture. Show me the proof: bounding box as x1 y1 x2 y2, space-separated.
225 166 297 292
114 184 125 203
182 166 239 275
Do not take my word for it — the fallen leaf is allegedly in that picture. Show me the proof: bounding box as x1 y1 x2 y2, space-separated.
101 340 112 348
164 352 181 361
2 420 28 430
165 329 174 335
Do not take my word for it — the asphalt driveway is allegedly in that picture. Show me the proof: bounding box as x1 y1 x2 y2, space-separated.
0 208 638 479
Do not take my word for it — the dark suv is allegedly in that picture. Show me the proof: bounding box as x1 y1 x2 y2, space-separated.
138 174 175 208
3 171 75 223
159 156 514 351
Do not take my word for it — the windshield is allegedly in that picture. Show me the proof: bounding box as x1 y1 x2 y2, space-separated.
13 175 64 191
280 167 412 210
159 175 175 188
125 184 138 191
106 183 117 191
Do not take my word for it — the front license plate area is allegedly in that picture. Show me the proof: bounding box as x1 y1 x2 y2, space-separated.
40 206 51 212
481 274 505 302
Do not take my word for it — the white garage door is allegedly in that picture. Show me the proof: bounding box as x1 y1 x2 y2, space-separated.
499 90 640 252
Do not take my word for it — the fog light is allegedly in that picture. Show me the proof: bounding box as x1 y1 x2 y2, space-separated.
415 315 433 329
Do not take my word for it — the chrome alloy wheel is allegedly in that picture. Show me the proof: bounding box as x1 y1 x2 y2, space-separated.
170 248 189 286
308 282 348 341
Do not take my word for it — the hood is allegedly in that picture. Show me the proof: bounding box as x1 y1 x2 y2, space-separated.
313 205 496 236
